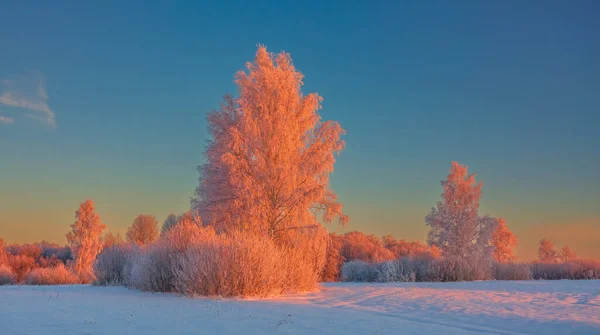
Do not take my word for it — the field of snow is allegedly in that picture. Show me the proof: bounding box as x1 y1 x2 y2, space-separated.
1 280 599 334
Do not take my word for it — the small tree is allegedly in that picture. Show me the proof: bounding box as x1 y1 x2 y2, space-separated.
66 200 106 281
192 46 347 240
126 215 159 246
538 239 558 263
425 162 497 260
103 231 124 248
161 213 179 235
559 245 576 262
491 218 517 262
163 212 214 251
0 238 8 265
321 233 344 282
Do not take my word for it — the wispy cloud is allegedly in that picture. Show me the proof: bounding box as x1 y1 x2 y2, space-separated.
0 115 14 125
0 72 56 127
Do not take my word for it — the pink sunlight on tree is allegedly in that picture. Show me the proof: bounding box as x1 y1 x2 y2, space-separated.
425 162 497 260
538 239 558 263
491 218 517 262
126 215 159 247
0 238 8 266
163 211 215 252
102 231 124 248
559 245 576 262
66 200 106 282
193 46 348 239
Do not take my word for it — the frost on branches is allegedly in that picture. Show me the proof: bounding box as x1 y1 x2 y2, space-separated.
66 200 106 282
538 239 558 263
491 218 517 262
193 46 348 240
425 162 498 262
126 215 159 247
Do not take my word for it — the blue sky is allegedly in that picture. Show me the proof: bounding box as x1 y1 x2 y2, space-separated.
1 1 599 258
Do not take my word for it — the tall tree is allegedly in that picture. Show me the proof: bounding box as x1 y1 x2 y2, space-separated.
538 239 558 263
161 213 179 235
126 215 159 246
559 245 576 262
66 200 106 281
193 46 348 239
491 218 517 262
425 162 497 259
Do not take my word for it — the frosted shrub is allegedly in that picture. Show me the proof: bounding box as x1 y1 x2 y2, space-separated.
426 256 473 282
321 234 344 282
172 228 325 298
24 263 79 285
493 262 532 280
173 231 283 297
126 220 216 292
341 261 378 282
0 264 16 285
279 226 328 290
531 260 600 280
376 259 416 283
127 241 175 292
94 245 133 286
162 213 215 252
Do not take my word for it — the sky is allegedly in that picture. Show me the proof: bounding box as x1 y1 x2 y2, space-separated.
1 1 599 260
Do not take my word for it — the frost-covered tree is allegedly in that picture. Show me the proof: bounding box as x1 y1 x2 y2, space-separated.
66 200 106 281
102 231 124 248
425 162 497 260
193 46 348 240
163 212 214 251
161 213 179 235
538 239 558 263
491 218 517 262
559 245 576 262
126 215 159 246
0 238 8 265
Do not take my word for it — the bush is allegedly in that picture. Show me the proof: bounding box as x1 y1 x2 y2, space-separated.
344 253 494 283
126 222 217 292
172 228 327 297
376 259 416 283
94 245 133 286
23 263 79 285
126 241 175 292
425 256 474 282
341 261 378 282
493 262 532 280
0 265 16 285
321 234 344 282
531 260 600 280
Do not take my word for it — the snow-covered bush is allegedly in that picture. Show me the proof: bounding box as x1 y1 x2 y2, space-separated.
94 245 133 286
172 228 326 297
0 264 16 285
127 241 175 292
321 234 344 282
126 219 216 292
23 263 79 285
341 261 378 282
161 213 215 252
425 256 474 282
531 260 600 280
173 231 282 297
376 259 416 283
493 262 532 280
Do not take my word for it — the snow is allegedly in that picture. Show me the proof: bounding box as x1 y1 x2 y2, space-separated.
1 281 599 334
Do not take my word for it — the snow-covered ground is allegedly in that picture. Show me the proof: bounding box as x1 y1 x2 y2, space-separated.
1 281 598 334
